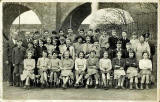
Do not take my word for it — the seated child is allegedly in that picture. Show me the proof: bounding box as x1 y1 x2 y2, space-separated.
74 51 87 88
85 50 99 89
139 51 152 89
21 51 35 89
126 50 139 90
112 51 126 89
99 51 112 90
37 51 50 88
49 51 61 87
60 51 74 89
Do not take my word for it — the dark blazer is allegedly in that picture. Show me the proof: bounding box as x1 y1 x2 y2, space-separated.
112 48 125 58
8 39 17 63
12 46 26 64
112 58 126 70
120 38 130 49
109 36 119 50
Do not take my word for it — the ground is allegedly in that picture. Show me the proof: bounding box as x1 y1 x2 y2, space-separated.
3 82 157 100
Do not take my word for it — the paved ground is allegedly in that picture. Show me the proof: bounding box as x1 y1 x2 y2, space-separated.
3 82 157 100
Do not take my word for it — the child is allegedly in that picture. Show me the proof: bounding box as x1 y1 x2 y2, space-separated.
74 51 86 88
26 42 35 58
21 51 35 89
99 51 112 90
112 51 126 89
85 50 99 89
45 37 55 58
82 35 93 58
91 40 101 58
112 41 125 58
124 42 132 58
93 29 100 41
73 36 84 57
99 31 109 48
126 50 139 90
52 38 60 54
109 29 119 50
130 32 139 51
139 51 152 89
100 42 112 59
67 28 76 43
49 51 61 87
37 51 50 88
12 39 26 87
37 39 47 58
78 29 85 39
59 36 67 58
120 31 130 49
60 51 74 89
135 35 150 61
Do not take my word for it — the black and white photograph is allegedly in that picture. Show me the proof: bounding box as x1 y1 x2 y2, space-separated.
2 1 159 101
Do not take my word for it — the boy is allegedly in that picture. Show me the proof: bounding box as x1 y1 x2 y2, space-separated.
109 30 119 50
120 31 130 49
99 31 109 48
67 28 76 43
12 39 26 87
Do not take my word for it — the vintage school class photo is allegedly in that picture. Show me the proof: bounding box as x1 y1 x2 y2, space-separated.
2 1 159 101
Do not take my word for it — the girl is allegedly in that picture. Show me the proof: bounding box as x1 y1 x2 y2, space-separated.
139 51 152 89
99 51 112 90
74 51 87 88
49 51 61 87
130 32 139 52
135 35 150 61
60 51 74 89
99 51 112 89
112 51 126 89
21 51 35 89
73 36 84 57
45 37 55 58
126 50 139 90
85 50 99 89
26 42 35 58
99 31 109 48
82 35 93 58
37 51 50 88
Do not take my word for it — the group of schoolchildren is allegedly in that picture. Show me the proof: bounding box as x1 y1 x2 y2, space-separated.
11 28 153 90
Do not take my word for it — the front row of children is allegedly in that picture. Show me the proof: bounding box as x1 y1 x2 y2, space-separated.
21 48 152 90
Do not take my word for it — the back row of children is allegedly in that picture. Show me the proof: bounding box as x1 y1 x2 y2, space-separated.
11 28 153 90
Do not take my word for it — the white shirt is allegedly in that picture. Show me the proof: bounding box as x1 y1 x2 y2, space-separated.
75 58 86 71
99 58 112 70
139 59 152 70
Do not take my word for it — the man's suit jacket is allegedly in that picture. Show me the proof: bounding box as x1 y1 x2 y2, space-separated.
12 46 26 64
8 39 17 63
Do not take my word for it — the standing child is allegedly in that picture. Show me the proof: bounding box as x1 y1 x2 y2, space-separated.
91 40 101 58
109 29 119 50
73 36 84 57
99 51 112 90
12 39 26 87
126 50 139 90
59 36 67 59
49 51 61 87
21 51 35 89
130 32 139 52
45 37 55 58
99 31 109 48
37 51 50 88
85 50 99 89
120 31 130 49
60 51 74 89
112 51 126 89
139 51 152 89
74 51 87 88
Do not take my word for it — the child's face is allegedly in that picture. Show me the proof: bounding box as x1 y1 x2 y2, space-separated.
102 31 107 36
79 31 84 35
64 51 69 59
105 43 110 49
78 38 82 43
28 53 32 59
79 52 84 59
68 29 73 34
28 43 33 48
112 30 117 36
17 41 22 47
66 39 71 45
126 44 131 49
86 36 91 43
117 52 122 58
60 39 65 44
143 53 148 59
59 31 64 36
39 40 43 46
47 38 51 44
42 52 47 57
132 35 137 39
129 52 134 58
94 42 99 47
88 31 93 35
33 40 38 45
103 52 108 59
52 53 57 59
122 32 127 37
52 40 57 45
90 52 95 57
139 36 145 43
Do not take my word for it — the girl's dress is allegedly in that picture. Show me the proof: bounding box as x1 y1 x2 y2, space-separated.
139 59 152 76
60 59 74 79
50 58 61 72
37 57 50 72
21 59 35 81
126 58 138 78
75 58 86 74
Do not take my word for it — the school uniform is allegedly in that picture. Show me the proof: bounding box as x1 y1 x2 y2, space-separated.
75 58 86 78
126 58 138 78
73 42 83 57
36 45 47 58
82 43 93 55
130 39 139 51
12 46 26 83
67 34 76 43
60 59 74 79
63 45 75 60
108 36 119 50
112 48 125 58
49 58 61 72
112 58 126 79
100 47 113 59
91 45 101 58
26 47 35 57
21 59 35 81
120 37 130 49
99 58 112 79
